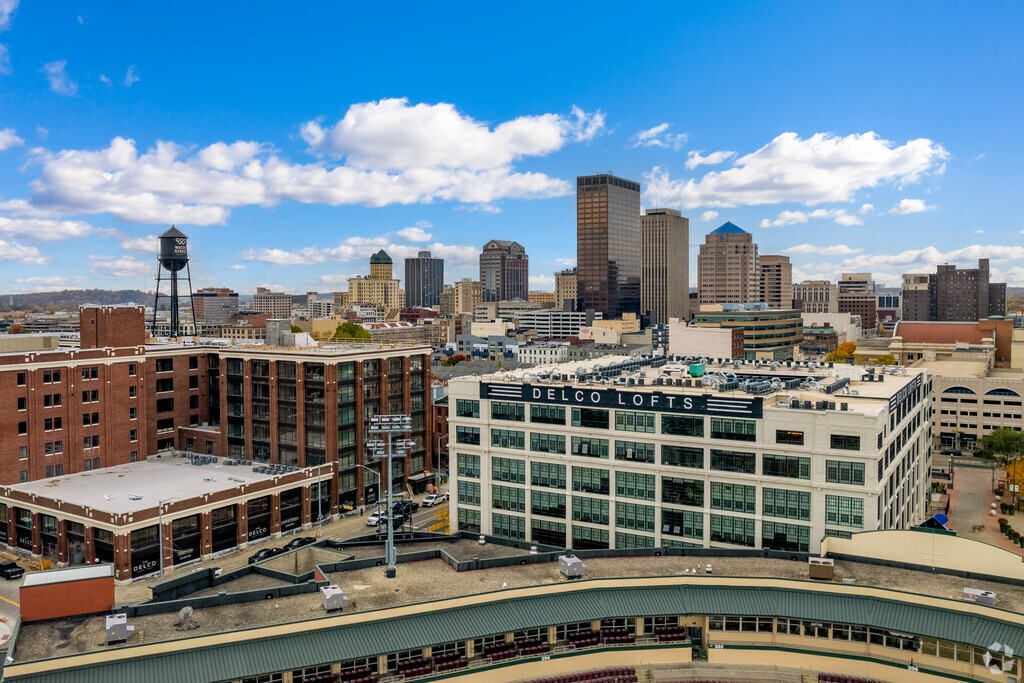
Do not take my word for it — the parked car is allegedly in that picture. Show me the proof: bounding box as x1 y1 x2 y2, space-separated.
422 492 449 507
366 510 385 526
940 448 962 456
0 561 24 580
247 547 285 565
394 500 419 513
283 536 317 551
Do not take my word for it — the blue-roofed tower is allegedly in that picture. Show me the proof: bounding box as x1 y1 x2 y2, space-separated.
698 222 760 306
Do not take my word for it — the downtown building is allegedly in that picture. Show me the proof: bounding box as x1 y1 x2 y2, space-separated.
577 174 642 317
901 259 1007 322
0 305 432 579
480 240 528 302
404 250 444 308
697 223 759 306
449 356 931 554
641 208 690 324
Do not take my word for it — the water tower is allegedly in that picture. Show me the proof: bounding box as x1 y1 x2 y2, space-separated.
151 226 197 339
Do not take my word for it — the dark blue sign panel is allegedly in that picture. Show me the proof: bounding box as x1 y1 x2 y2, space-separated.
480 382 762 419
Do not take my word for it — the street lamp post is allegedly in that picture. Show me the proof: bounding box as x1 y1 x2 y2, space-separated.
158 497 178 582
356 463 382 510
368 414 414 579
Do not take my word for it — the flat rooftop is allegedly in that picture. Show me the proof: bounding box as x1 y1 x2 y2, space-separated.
15 551 1024 662
465 356 924 416
2 455 286 515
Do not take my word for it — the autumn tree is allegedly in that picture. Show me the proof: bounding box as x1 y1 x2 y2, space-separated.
332 322 371 341
825 342 857 363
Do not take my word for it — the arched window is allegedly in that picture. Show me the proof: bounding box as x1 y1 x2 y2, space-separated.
986 388 1021 397
942 386 976 395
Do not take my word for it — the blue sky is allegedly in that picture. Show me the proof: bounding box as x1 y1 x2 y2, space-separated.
0 1 1021 295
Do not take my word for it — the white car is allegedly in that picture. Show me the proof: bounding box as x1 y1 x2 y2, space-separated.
422 492 449 507
366 511 384 526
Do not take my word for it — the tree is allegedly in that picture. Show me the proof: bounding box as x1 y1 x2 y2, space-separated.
290 324 303 333
980 428 1024 464
332 322 371 341
825 341 857 363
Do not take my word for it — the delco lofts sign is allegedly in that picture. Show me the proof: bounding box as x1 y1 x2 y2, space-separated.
481 382 763 419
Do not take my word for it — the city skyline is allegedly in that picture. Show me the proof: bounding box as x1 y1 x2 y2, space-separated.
0 2 1022 294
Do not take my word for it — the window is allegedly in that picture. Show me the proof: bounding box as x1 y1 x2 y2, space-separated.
531 462 566 489
763 488 811 521
130 429 138 442
572 407 609 429
129 386 137 398
530 432 565 454
663 477 704 507
188 375 199 390
662 508 703 540
456 426 480 445
572 466 609 495
16 372 25 386
458 508 481 533
616 531 654 548
81 367 98 380
493 513 525 540
615 440 655 464
156 417 174 433
491 429 525 450
491 401 525 422
17 397 25 410
710 449 756 474
573 525 609 549
155 358 174 373
826 495 864 528
826 461 865 486
18 421 27 435
188 356 199 370
762 521 810 552
455 399 479 418
157 397 174 413
616 501 656 532
456 453 480 478
762 454 810 479
615 410 655 433
128 363 136 376
710 514 755 546
492 457 525 484
710 417 756 442
18 446 27 460
775 430 804 446
830 434 861 451
457 480 480 506
492 485 525 512
571 436 608 459
710 482 756 514
662 414 704 437
530 405 565 425
155 378 174 393
129 407 137 420
531 519 565 546
18 471 27 483
572 496 609 525
531 490 566 518
662 445 703 469
189 395 199 409
615 471 655 501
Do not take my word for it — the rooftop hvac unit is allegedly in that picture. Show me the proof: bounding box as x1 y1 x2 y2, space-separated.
321 585 349 612
105 614 135 645
803 401 814 409
827 402 836 410
559 555 587 580
816 401 827 410
963 588 996 606
825 377 851 394
840 402 848 411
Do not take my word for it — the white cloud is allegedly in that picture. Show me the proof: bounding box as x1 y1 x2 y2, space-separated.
256 283 286 292
99 74 111 86
836 244 1024 272
317 273 359 285
0 216 104 241
554 257 576 267
300 98 604 169
646 131 948 209
0 127 21 150
41 60 77 96
0 198 62 218
122 65 139 87
27 131 573 224
973 229 984 234
88 254 149 277
15 275 87 290
118 234 158 252
0 0 17 31
396 221 433 242
0 239 48 264
227 263 246 270
858 203 873 215
0 45 10 75
241 236 480 269
77 15 83 25
699 210 718 222
632 123 687 150
889 198 930 214
783 244 863 256
529 274 555 288
685 149 736 169
759 208 862 228
35 126 47 139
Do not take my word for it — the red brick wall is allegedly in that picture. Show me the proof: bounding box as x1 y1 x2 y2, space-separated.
79 306 146 350
20 576 115 621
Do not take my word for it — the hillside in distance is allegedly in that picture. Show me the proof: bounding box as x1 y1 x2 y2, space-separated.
0 289 152 312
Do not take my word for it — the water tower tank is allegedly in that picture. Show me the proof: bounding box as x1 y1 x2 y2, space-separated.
159 226 189 272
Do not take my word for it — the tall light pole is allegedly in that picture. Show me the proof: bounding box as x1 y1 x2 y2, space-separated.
368 414 414 579
158 497 177 582
356 463 382 509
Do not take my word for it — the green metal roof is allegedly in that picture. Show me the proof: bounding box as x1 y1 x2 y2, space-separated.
8 581 1024 683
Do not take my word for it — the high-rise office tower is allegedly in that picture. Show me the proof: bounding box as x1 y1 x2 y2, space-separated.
193 287 239 326
697 222 759 305
554 268 577 311
348 250 405 313
901 259 1006 321
641 208 690 324
901 274 933 321
404 251 444 308
479 240 528 302
793 280 839 313
454 278 484 315
577 174 642 316
253 287 293 319
758 255 793 310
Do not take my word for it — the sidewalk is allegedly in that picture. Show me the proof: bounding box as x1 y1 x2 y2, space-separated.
945 466 1024 556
